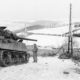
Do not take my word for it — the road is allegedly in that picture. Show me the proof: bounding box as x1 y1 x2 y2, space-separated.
0 56 80 80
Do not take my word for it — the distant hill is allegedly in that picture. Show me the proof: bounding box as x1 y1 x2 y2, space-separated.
13 20 60 33
31 20 60 28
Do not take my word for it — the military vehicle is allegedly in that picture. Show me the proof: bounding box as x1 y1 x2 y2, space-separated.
0 26 37 67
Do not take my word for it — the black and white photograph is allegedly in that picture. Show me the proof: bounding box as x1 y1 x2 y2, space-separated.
0 0 80 80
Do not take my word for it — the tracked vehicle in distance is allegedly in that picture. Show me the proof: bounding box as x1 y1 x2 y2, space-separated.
0 26 37 67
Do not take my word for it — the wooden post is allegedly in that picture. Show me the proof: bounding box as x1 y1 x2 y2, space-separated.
68 3 73 57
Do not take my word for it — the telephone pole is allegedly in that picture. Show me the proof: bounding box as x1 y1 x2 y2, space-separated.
68 3 73 57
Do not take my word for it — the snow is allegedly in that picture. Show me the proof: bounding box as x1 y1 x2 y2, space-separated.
0 57 80 80
24 25 80 48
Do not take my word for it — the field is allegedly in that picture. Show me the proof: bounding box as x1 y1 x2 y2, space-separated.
0 56 80 80
27 45 80 58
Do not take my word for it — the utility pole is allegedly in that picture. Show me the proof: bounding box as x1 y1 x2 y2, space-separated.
68 3 73 57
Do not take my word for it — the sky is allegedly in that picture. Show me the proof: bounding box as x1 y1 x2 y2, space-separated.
0 0 80 47
0 0 80 22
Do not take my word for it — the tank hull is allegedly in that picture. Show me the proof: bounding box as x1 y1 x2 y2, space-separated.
0 41 30 67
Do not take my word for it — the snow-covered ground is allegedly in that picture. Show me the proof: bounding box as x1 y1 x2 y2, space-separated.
0 56 80 80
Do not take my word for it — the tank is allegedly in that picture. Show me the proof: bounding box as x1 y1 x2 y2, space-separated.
0 26 37 67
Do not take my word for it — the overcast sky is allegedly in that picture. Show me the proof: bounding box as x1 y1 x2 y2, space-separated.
0 0 80 22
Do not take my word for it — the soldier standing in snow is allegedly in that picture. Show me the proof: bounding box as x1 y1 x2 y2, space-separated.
32 44 38 62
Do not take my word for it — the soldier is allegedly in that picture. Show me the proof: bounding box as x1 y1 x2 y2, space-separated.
32 44 38 62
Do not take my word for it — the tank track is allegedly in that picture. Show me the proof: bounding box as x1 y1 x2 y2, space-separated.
0 49 30 67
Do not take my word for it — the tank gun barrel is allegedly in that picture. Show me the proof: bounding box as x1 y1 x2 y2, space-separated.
17 37 37 41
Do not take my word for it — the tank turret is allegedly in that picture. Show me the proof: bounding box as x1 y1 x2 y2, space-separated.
0 26 37 42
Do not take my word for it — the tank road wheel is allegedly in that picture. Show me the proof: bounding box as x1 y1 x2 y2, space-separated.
11 53 17 65
18 54 22 64
0 50 4 66
15 55 20 64
14 54 20 65
24 53 30 63
27 53 30 62
18 53 26 63
22 54 26 62
20 54 25 63
0 50 12 67
3 52 12 67
24 54 28 63
12 54 19 65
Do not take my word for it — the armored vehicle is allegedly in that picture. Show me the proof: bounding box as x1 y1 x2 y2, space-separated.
0 26 37 67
